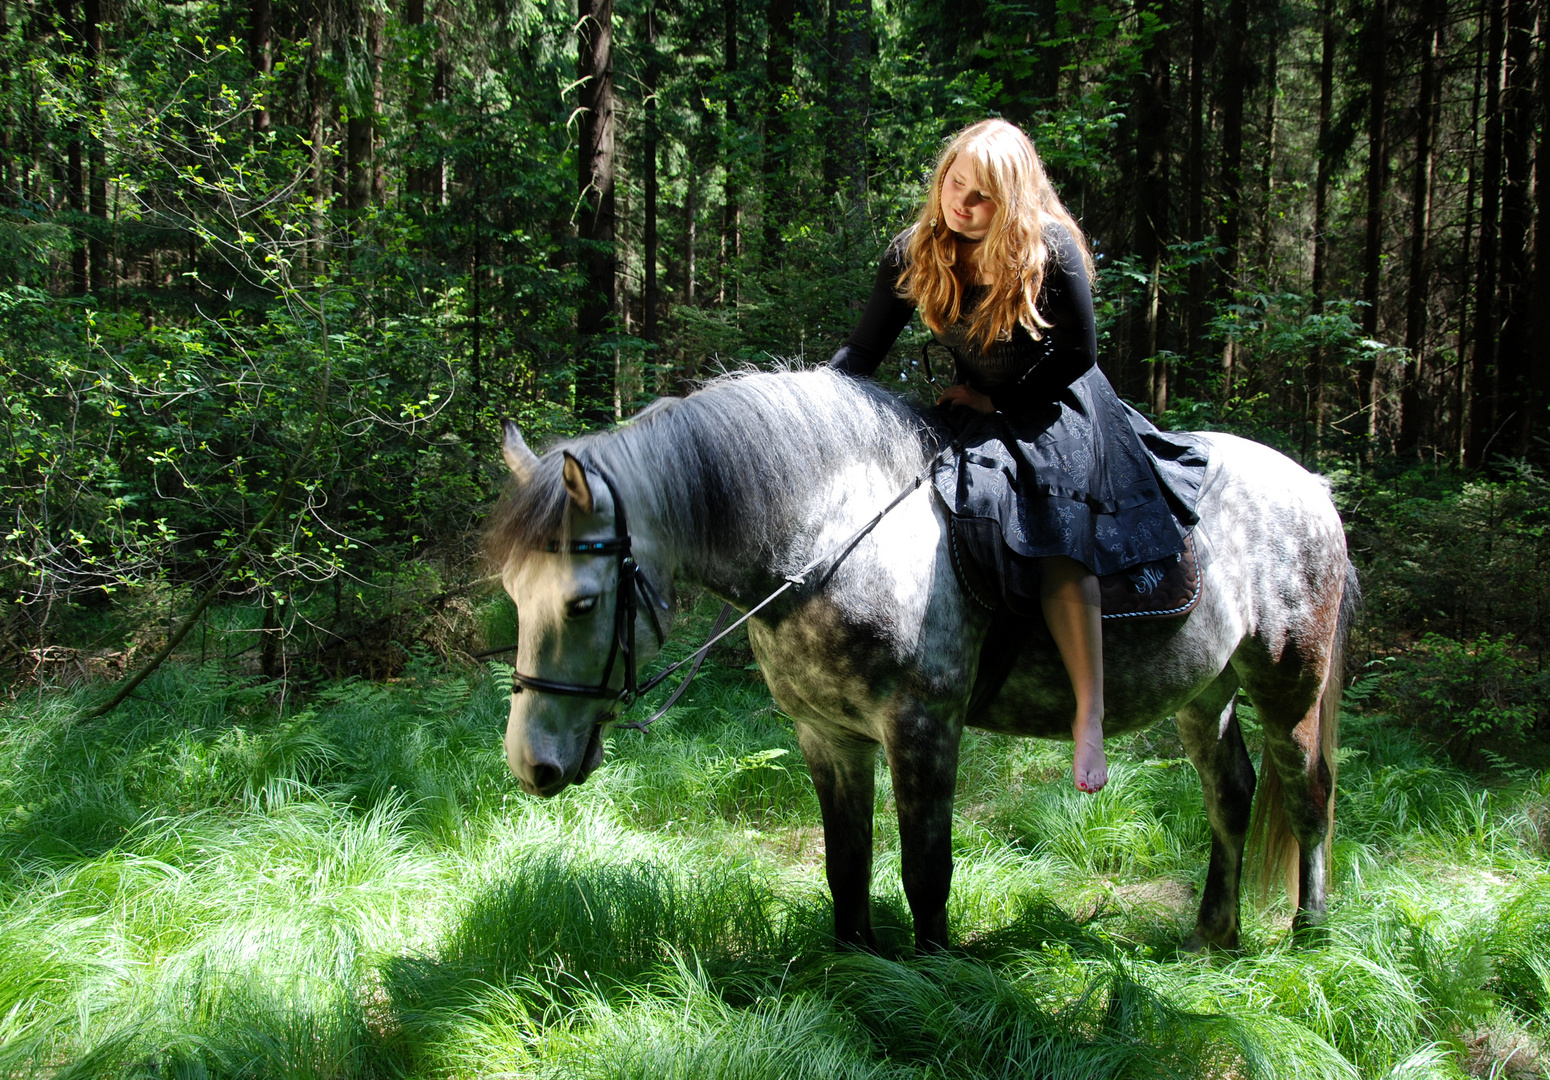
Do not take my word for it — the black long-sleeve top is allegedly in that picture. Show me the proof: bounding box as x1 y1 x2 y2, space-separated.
829 223 1097 416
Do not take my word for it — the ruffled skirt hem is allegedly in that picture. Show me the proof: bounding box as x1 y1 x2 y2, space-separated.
927 366 1209 583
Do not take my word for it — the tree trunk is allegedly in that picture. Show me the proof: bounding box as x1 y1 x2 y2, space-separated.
405 0 426 198
1398 0 1441 456
55 0 87 294
1532 6 1550 434
576 0 617 424
1216 0 1247 395
1185 0 1206 376
433 54 449 204
1255 16 1279 273
1359 0 1387 443
685 162 697 307
1308 0 1337 452
84 0 106 295
1456 7 1484 462
67 133 86 294
1130 0 1171 412
250 0 273 133
721 0 739 306
1465 0 1506 467
307 10 327 272
342 10 384 214
763 0 796 257
0 0 10 197
345 39 372 214
471 166 483 397
1493 0 1535 453
827 0 871 204
260 590 282 678
644 3 661 343
370 11 385 205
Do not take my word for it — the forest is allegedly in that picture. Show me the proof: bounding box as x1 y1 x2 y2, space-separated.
2 0 1550 1074
7 0 1550 674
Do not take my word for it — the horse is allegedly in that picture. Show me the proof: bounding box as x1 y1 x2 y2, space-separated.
484 367 1356 953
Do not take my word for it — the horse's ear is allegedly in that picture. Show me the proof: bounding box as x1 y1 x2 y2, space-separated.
502 419 540 484
561 452 594 514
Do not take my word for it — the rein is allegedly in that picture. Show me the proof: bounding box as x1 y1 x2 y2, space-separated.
487 447 946 733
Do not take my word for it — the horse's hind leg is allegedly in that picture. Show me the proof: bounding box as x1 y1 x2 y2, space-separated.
1237 648 1337 933
1176 670 1255 950
795 722 881 951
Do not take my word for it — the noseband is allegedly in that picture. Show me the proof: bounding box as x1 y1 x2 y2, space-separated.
508 468 669 715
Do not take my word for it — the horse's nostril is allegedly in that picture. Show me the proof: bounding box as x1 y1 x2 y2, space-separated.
531 762 563 793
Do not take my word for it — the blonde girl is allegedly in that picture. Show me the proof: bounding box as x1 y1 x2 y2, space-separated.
831 119 1208 793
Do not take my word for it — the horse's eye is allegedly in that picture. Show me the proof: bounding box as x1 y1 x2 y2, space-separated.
566 596 599 617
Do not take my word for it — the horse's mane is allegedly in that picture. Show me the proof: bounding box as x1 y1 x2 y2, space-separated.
484 367 932 571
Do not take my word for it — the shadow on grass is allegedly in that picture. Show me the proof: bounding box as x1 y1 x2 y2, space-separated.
372 849 1342 1080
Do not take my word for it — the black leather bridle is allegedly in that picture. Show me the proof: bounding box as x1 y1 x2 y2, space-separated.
508 468 670 719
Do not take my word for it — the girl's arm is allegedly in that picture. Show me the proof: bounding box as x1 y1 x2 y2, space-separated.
829 246 914 377
990 226 1097 413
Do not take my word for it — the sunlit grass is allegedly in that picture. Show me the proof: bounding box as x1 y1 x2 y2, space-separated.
1 629 1547 1078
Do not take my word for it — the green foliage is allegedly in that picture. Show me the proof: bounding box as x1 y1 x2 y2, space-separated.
1380 634 1548 755
1340 462 1550 764
0 2 589 679
1347 463 1550 660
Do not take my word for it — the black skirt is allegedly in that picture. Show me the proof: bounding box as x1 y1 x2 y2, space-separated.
928 366 1210 605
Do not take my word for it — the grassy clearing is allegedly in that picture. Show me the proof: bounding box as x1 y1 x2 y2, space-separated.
2 609 1547 1078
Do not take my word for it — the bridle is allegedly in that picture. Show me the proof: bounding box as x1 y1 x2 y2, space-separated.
507 468 674 723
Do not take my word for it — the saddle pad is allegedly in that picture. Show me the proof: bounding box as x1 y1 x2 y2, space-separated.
949 518 1201 622
1097 530 1201 620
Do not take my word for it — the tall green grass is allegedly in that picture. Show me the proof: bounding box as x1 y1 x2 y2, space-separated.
1 623 1546 1078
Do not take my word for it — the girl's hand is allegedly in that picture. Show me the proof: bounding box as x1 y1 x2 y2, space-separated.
937 383 995 414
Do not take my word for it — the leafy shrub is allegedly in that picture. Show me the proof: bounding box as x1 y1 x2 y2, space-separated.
1380 633 1549 760
1490 876 1550 1020
1346 463 1550 663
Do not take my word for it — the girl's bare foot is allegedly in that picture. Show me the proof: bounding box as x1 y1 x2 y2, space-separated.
1072 713 1107 793
1041 555 1106 793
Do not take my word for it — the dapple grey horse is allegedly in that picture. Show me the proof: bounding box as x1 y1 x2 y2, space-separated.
485 368 1355 952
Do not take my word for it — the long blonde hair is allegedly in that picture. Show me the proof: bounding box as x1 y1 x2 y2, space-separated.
898 119 1094 354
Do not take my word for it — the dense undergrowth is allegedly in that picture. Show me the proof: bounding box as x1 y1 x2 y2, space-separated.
2 603 1548 1079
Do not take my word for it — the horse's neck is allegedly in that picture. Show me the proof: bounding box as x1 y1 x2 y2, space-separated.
600 372 928 606
592 450 799 607
644 440 904 608
640 463 812 607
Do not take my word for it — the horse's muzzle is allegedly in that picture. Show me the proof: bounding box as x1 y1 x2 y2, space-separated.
515 719 608 797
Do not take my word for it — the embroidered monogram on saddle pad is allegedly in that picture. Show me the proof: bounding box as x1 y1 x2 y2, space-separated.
1096 530 1200 620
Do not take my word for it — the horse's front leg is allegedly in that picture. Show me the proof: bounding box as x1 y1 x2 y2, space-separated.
883 704 964 952
795 723 880 951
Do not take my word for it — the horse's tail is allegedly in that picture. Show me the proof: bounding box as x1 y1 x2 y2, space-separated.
1250 558 1360 903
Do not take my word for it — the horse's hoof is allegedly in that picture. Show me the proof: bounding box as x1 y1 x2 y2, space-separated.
1183 928 1239 953
1290 912 1329 946
836 930 881 954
